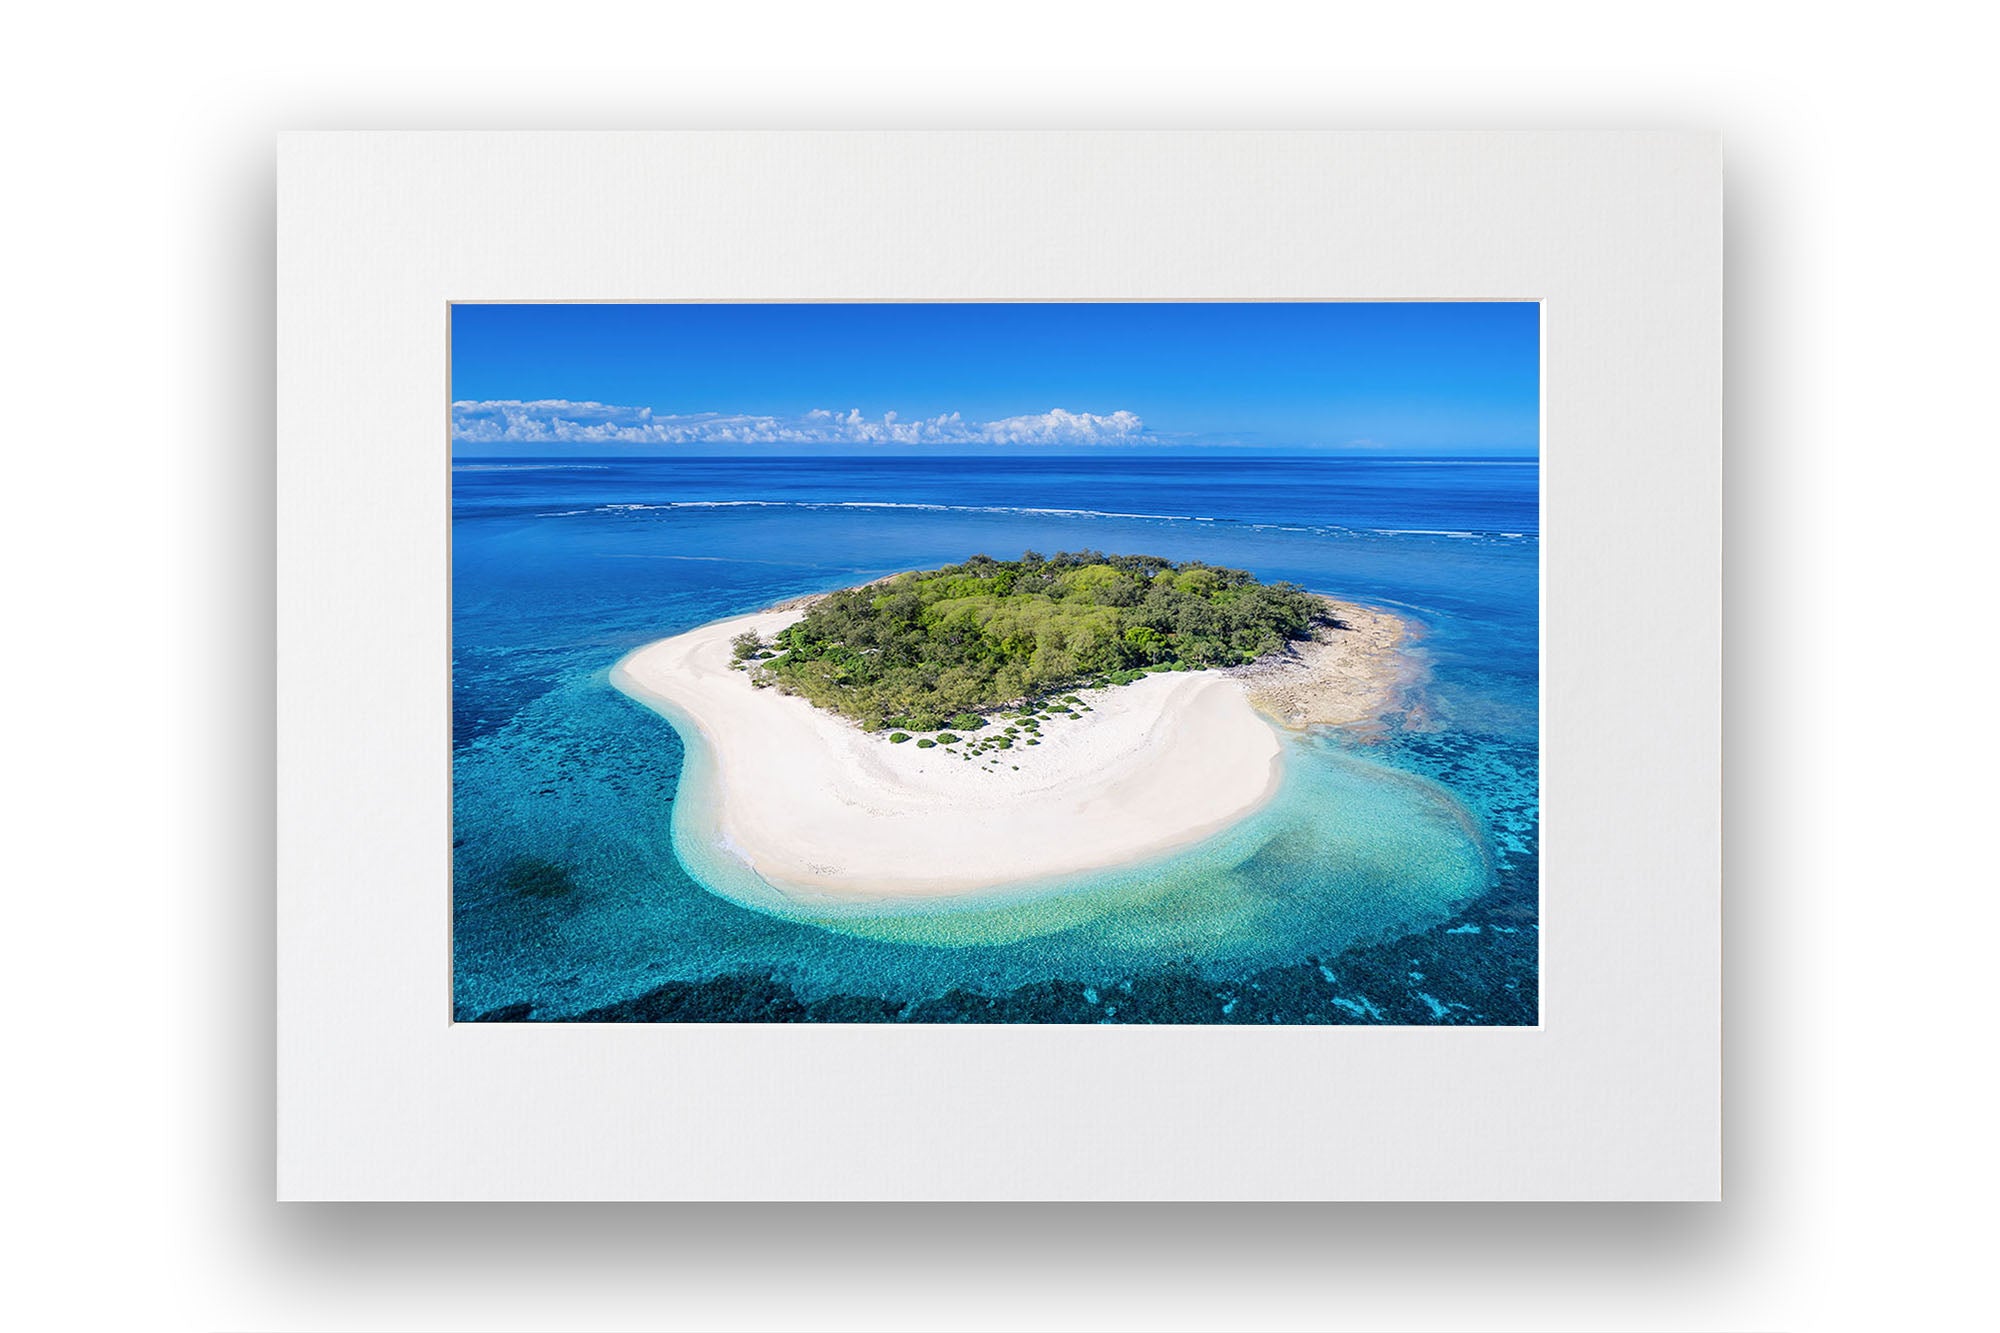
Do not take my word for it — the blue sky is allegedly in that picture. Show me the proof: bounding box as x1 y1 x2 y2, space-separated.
450 302 1538 457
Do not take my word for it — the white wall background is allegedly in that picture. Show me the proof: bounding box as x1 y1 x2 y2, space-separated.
4 3 1991 1329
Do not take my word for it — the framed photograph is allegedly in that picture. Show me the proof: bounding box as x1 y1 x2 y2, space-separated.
450 300 1539 1028
279 131 1720 1199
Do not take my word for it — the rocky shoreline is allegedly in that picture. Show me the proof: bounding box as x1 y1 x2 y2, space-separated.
1233 596 1424 732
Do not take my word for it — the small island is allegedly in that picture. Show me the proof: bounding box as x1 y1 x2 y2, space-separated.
612 552 1417 899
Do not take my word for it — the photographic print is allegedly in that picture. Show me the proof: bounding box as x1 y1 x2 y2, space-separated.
451 301 1540 1024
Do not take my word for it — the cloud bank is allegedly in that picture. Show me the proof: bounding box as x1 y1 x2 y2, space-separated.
451 399 1149 448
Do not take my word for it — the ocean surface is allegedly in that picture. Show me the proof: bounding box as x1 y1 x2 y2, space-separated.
451 455 1539 1023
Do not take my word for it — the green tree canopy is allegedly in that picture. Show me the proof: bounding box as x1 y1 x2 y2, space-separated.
754 551 1322 730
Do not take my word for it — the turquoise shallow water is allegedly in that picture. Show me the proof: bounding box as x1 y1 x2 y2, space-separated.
655 683 1491 963
452 456 1539 1022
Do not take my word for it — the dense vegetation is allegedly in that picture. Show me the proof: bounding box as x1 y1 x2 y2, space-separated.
740 551 1323 732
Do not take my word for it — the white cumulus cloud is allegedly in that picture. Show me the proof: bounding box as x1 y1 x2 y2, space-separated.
980 408 1145 444
450 400 1151 447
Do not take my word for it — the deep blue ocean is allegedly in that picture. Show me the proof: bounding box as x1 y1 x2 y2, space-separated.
452 455 1539 1023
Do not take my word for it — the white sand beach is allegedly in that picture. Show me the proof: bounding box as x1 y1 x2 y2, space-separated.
611 595 1412 900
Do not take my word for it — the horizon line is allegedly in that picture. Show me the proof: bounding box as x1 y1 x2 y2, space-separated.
450 451 1542 463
